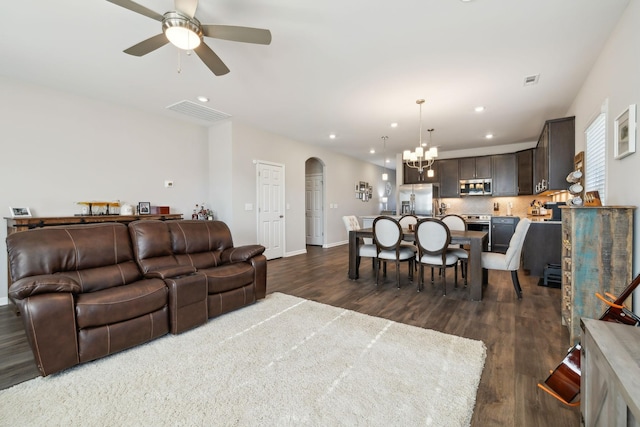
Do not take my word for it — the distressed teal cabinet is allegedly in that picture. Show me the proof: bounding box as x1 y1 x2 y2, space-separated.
561 206 634 345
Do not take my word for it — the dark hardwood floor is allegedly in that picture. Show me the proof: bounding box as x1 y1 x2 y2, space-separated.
0 244 579 426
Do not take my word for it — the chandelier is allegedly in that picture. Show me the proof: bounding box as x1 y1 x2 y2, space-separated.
403 99 438 178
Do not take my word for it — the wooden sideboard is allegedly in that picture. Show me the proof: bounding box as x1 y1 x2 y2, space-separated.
560 206 634 345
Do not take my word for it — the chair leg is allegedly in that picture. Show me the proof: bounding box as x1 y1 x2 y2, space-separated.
430 267 435 284
396 260 401 289
418 264 424 292
442 267 447 296
375 259 380 286
510 270 523 299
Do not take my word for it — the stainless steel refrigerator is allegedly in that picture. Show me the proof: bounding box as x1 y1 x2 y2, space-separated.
398 184 438 216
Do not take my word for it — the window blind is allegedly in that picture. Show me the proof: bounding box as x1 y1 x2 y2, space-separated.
584 113 606 204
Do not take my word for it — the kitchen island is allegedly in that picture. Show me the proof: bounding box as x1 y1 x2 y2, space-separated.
522 218 562 278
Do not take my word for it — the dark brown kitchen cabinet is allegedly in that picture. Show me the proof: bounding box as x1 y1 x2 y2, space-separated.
517 149 534 195
492 153 517 196
459 156 491 180
534 117 575 194
403 163 438 184
438 159 460 198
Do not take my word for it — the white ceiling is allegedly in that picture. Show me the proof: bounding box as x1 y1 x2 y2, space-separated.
0 0 630 168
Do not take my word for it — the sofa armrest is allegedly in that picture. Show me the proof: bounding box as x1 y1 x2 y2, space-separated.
144 265 197 280
9 275 81 300
221 245 266 264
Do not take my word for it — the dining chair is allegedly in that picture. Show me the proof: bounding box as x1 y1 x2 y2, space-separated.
398 214 419 264
342 215 377 270
414 218 459 295
441 214 469 285
481 218 531 299
372 216 415 288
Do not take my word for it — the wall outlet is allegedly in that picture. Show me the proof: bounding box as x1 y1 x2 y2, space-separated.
164 180 174 188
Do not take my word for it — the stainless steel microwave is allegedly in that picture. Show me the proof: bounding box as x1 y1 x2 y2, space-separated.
459 179 492 196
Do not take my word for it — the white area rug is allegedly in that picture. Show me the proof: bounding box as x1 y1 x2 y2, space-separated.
0 293 486 426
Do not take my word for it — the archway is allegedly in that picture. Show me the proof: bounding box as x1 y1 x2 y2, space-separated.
305 157 325 246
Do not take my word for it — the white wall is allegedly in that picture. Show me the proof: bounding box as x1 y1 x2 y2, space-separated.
0 76 210 304
209 121 385 254
566 0 640 302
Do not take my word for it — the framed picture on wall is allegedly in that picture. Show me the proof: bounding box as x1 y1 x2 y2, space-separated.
9 207 32 218
614 104 636 160
138 202 151 215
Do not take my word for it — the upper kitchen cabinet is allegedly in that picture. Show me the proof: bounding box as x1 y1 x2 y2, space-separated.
459 156 492 180
439 159 460 198
517 149 534 195
403 162 438 184
534 117 575 194
492 153 517 196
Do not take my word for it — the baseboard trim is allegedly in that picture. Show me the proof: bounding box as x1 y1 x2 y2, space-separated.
285 249 307 257
0 297 8 306
323 240 347 248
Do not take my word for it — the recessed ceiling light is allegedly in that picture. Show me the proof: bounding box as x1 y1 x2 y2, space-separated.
385 159 390 163
474 106 485 112
370 149 376 154
196 96 209 102
329 133 336 139
391 122 398 128
485 133 494 139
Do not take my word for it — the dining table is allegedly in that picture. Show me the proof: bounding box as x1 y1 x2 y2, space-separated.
348 228 489 301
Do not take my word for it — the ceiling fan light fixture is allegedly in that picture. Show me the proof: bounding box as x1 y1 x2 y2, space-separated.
163 11 202 50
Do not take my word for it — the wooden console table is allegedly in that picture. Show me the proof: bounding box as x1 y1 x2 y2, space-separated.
5 213 183 234
582 319 640 426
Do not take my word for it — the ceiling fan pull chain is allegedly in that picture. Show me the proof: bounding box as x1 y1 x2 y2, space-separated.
177 50 182 74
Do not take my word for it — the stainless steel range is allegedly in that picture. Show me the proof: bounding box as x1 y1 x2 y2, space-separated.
461 214 491 250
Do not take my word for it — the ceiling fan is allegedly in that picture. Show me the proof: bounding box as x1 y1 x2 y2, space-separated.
107 0 272 76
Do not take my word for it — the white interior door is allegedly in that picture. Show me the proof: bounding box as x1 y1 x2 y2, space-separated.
305 173 324 245
257 161 285 259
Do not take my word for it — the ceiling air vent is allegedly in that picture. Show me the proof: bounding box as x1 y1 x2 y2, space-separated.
166 100 232 122
523 74 540 86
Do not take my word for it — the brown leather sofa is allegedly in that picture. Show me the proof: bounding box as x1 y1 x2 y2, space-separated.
6 220 266 377
128 219 267 321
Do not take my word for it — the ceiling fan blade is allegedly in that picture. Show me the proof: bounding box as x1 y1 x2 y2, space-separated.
106 0 164 21
201 25 272 45
124 34 169 56
175 0 198 18
194 43 230 76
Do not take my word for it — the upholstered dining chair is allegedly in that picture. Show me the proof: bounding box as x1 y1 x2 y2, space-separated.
372 216 416 288
398 214 419 258
414 218 460 295
481 218 531 299
441 214 469 285
342 215 376 270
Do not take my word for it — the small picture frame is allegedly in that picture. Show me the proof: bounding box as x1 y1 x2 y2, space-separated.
138 202 151 215
614 104 636 160
9 207 32 218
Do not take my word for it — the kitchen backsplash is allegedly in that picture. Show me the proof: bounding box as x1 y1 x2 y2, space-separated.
441 193 569 217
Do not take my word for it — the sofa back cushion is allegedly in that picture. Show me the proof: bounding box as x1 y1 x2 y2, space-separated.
7 223 141 293
128 220 178 274
168 221 234 269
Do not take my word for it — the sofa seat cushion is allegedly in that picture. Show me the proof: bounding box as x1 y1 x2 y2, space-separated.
76 279 168 329
200 263 254 294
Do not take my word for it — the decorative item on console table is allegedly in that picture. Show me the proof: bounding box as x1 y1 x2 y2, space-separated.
9 207 31 218
193 203 215 220
138 202 151 215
